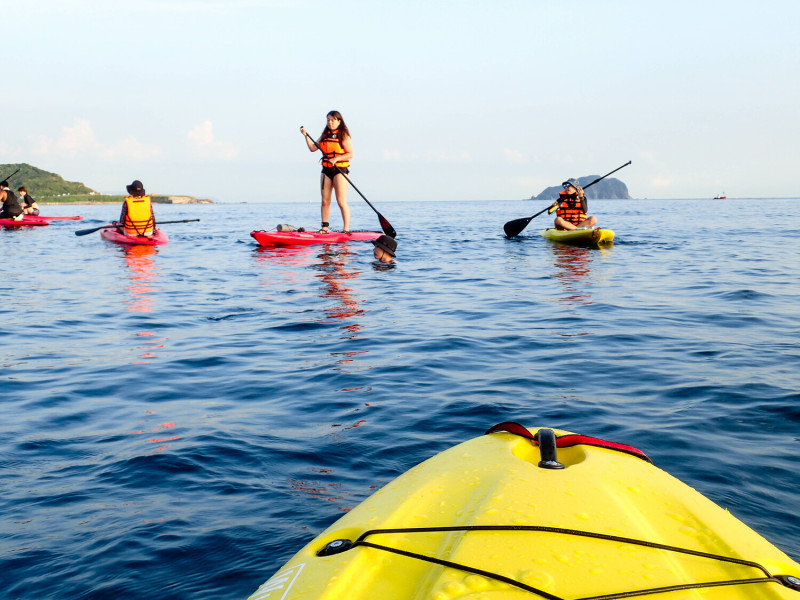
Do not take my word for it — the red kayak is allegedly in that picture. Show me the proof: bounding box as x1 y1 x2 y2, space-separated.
100 227 169 246
251 229 382 247
24 214 84 221
1 217 49 227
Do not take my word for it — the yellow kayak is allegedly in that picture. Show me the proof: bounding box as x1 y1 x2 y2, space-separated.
540 227 614 248
247 423 800 599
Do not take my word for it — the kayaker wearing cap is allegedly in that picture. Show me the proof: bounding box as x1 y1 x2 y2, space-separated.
0 180 24 221
117 180 156 237
553 178 597 231
19 187 39 216
371 234 397 264
300 111 353 234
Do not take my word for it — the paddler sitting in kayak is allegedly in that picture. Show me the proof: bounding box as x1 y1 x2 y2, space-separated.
19 186 40 216
0 180 24 221
115 180 156 237
553 178 597 231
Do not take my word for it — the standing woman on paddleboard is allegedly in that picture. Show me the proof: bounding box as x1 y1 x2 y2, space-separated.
300 111 353 234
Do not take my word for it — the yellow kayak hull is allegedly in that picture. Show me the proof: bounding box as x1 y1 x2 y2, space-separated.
540 227 614 248
248 425 800 599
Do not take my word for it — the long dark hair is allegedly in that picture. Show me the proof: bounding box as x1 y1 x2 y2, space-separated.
321 110 350 141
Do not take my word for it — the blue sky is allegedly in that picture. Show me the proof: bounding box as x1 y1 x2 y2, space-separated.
3 0 798 202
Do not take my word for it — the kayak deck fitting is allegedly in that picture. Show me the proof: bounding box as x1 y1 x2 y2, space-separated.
248 423 800 600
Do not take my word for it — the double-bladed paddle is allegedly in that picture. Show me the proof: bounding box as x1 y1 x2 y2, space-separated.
503 160 632 238
302 128 396 238
75 219 200 237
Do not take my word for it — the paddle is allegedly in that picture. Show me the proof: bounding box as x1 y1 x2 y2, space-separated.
503 160 632 238
75 219 200 237
302 128 396 238
0 168 20 183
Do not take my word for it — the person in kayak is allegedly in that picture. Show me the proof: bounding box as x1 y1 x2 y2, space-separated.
0 180 24 220
371 234 397 264
18 187 40 216
553 179 597 230
117 180 156 237
300 110 353 234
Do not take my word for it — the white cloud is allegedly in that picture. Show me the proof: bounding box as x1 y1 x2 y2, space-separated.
423 150 472 164
103 136 165 160
32 119 99 157
381 148 472 164
188 120 238 161
650 176 673 188
0 142 23 158
382 149 416 162
503 148 525 164
31 119 163 161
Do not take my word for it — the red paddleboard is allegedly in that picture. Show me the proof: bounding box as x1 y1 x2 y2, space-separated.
100 227 169 246
24 214 84 221
1 217 49 227
251 230 382 247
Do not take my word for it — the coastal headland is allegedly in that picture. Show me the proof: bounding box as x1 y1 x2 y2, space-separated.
0 162 213 204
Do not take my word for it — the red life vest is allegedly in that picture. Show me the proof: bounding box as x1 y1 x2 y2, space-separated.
319 132 350 168
556 191 587 225
123 195 155 235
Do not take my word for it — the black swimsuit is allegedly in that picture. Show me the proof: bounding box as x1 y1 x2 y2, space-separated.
321 166 349 181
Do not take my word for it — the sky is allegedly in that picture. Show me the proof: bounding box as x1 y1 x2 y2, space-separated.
3 0 799 202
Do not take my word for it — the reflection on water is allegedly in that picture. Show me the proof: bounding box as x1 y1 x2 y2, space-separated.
549 243 601 306
254 244 316 268
130 411 180 454
121 245 166 364
314 247 364 338
122 245 158 313
371 261 396 272
253 244 366 338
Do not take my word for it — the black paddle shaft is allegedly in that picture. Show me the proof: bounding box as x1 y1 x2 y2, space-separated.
75 219 200 237
302 128 396 238
503 160 632 238
578 160 632 192
0 168 20 183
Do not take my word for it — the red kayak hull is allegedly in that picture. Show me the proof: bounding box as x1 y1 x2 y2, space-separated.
1 217 49 227
100 227 169 246
250 230 382 247
24 215 84 221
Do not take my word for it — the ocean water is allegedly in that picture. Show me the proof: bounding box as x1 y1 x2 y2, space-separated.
1 198 798 599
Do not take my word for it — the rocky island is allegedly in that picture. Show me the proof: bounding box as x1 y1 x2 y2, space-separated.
531 176 631 200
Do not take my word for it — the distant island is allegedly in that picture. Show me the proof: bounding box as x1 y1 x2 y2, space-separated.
531 176 631 200
0 163 213 204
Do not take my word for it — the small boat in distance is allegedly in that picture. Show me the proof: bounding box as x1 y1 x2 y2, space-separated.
714 192 727 199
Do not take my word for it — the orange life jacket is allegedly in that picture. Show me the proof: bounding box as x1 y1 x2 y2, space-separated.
319 132 350 168
556 191 587 225
123 195 155 235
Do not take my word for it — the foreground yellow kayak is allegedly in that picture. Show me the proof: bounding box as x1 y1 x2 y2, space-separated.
247 423 800 599
540 227 614 248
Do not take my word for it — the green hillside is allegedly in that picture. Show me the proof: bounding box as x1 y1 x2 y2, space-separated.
0 163 97 197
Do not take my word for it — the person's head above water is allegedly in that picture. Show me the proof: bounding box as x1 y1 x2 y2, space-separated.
372 234 397 263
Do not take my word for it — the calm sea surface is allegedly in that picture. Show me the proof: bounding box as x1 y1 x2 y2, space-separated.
1 198 799 599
